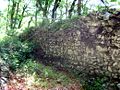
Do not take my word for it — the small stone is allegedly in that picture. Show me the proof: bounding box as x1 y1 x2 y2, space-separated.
113 62 117 66
0 77 8 85
117 83 120 89
108 66 112 72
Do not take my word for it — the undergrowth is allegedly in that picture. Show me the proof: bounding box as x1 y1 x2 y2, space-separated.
2 59 78 90
0 36 34 71
17 60 74 88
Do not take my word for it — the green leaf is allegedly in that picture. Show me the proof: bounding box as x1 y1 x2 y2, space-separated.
110 0 117 2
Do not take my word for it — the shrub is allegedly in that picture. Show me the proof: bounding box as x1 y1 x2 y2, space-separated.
84 76 106 90
0 36 35 71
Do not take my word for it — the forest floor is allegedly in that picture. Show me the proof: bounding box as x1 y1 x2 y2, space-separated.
1 61 83 90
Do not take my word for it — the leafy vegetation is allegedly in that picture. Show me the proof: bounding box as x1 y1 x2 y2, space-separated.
84 77 105 90
4 60 80 90
0 36 34 70
16 60 76 89
20 60 74 86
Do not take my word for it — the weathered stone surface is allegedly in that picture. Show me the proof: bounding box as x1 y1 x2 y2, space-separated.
30 13 120 78
0 56 9 87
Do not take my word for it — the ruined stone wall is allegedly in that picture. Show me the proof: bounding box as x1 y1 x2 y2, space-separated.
32 14 120 78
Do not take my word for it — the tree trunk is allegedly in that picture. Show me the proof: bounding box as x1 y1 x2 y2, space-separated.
18 5 27 28
68 0 77 18
10 1 16 29
77 0 82 15
52 0 61 20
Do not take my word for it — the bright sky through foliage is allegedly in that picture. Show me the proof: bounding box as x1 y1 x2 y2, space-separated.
0 0 102 11
0 0 120 11
0 0 8 11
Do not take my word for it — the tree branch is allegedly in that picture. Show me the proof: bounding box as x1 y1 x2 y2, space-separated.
69 0 77 18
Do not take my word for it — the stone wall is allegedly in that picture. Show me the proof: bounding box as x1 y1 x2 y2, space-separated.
31 13 120 78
